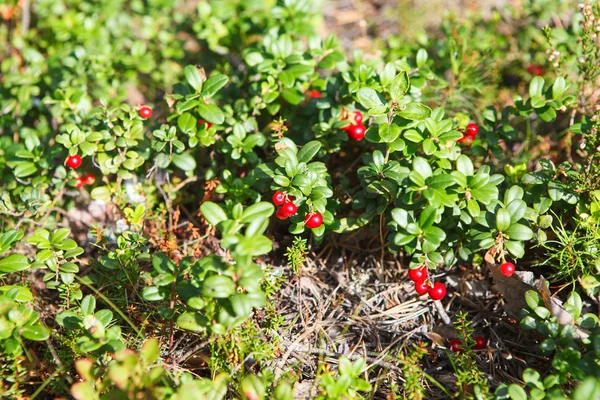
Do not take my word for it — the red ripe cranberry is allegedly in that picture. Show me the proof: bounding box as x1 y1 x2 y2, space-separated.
276 208 288 220
66 154 82 169
415 280 429 295
280 201 298 217
500 262 515 277
272 191 286 206
84 174 95 185
346 124 366 141
308 89 322 99
428 282 447 301
474 336 487 350
465 123 479 138
75 177 85 189
139 106 152 119
408 266 427 282
353 111 363 124
198 119 213 129
527 64 544 76
304 212 323 229
448 339 463 353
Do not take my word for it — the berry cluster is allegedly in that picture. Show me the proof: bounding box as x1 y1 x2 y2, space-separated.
341 110 366 141
75 174 96 189
272 192 323 229
408 266 447 301
457 123 479 146
65 155 95 188
448 336 487 353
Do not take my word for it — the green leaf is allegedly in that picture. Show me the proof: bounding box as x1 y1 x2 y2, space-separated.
390 71 409 101
357 88 384 109
505 240 525 259
172 153 197 172
197 103 224 124
202 275 235 298
177 312 208 332
80 296 96 316
573 378 600 400
177 113 196 133
90 186 111 201
142 286 165 301
202 74 229 97
525 290 541 309
412 157 432 179
423 226 446 246
416 49 428 67
528 76 545 98
391 208 409 228
0 285 32 302
141 338 160 363
379 123 401 143
281 88 304 105
241 203 274 224
456 155 474 176
0 254 30 274
297 141 321 163
184 65 204 92
504 223 534 241
21 324 50 341
200 202 228 226
467 199 480 218
496 208 511 231
397 103 431 121
535 105 557 122
552 77 566 100
14 162 37 178
236 236 272 256
507 384 527 400
419 207 437 229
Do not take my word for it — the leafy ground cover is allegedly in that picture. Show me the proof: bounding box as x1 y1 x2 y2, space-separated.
1 0 600 398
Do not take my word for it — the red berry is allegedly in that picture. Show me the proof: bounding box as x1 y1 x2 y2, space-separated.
448 339 463 353
408 266 427 282
428 282 446 301
276 207 288 220
75 177 85 189
527 64 544 76
500 262 516 277
346 124 366 141
304 212 323 229
465 123 479 138
272 191 286 206
66 154 82 169
457 135 473 146
415 280 429 295
139 106 152 119
308 89 322 99
198 119 213 129
84 174 95 185
280 201 298 217
353 111 363 124
474 336 487 350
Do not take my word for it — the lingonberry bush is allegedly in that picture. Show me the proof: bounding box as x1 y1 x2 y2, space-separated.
1 0 600 398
